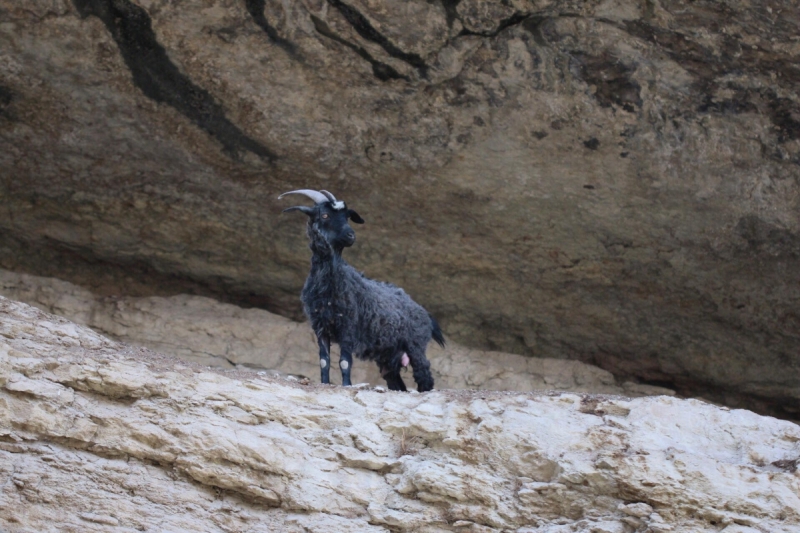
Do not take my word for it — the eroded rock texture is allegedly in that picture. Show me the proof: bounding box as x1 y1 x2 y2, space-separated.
0 268 677 397
2 296 800 532
1 0 799 418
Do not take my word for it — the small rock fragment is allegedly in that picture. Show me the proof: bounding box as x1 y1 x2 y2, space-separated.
79 513 119 526
618 502 654 518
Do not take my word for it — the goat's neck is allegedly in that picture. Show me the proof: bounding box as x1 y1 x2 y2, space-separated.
308 241 343 258
307 251 349 316
310 246 346 274
308 233 347 292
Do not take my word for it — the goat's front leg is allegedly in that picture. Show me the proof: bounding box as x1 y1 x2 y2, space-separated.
317 334 331 384
339 347 353 386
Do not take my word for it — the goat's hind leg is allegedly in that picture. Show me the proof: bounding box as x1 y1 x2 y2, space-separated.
376 352 408 392
408 349 434 392
378 350 409 391
380 363 407 391
317 335 331 384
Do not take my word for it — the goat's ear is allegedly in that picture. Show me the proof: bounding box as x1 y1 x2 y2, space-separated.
348 209 365 224
283 206 315 217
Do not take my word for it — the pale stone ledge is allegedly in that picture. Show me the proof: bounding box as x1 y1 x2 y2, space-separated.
0 268 673 397
1 296 798 532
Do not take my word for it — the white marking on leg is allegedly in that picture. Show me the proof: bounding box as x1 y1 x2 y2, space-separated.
401 353 410 367
320 359 327 368
340 360 349 370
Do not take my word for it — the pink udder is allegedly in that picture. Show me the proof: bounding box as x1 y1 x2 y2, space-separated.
401 353 410 367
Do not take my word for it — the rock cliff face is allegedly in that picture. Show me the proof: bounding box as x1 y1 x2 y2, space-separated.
1 0 799 418
2 296 800 533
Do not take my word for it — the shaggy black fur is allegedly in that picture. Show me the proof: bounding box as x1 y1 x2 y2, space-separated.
285 199 443 391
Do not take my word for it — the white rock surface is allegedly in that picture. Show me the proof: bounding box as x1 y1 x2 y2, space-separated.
0 268 674 396
1 296 798 532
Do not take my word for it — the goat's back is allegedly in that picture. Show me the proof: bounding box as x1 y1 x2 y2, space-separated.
336 263 433 355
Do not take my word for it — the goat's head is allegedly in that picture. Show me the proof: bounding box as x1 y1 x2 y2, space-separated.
279 189 364 251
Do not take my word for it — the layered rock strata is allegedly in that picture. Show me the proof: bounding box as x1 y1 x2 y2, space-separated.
1 296 799 532
0 268 673 397
1 0 799 418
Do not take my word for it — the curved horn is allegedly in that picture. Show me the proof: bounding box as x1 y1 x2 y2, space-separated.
319 190 337 203
278 189 328 204
282 206 315 216
320 190 347 210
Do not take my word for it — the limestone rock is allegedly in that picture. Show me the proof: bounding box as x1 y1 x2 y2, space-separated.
1 296 799 532
0 268 669 396
1 0 799 420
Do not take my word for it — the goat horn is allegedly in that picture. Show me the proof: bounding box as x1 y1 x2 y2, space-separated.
319 190 338 203
278 189 329 204
320 190 347 210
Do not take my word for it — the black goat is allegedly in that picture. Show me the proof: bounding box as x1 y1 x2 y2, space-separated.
280 189 444 392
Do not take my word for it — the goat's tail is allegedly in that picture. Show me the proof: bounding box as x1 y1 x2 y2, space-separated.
429 314 446 348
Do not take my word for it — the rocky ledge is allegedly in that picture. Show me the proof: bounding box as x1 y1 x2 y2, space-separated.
1 295 799 532
0 268 675 397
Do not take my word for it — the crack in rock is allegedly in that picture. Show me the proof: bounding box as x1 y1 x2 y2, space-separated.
244 0 300 57
310 15 408 81
72 0 276 161
326 0 429 78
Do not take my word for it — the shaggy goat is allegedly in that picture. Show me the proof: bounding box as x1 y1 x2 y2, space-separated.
280 189 444 392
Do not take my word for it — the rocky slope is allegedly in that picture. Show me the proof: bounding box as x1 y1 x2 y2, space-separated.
0 268 675 397
1 0 799 418
2 296 800 533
